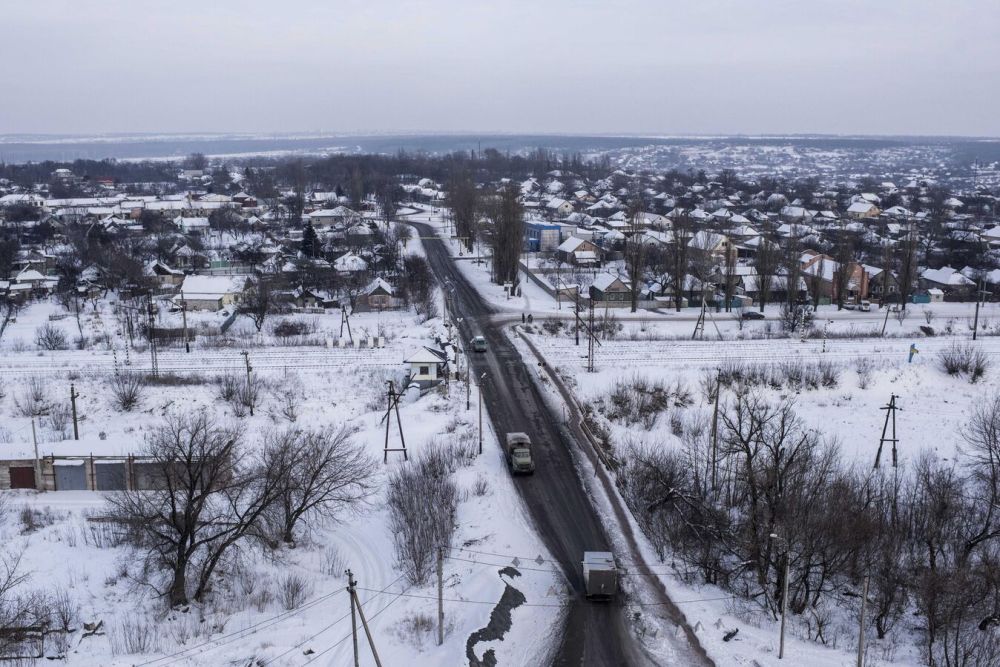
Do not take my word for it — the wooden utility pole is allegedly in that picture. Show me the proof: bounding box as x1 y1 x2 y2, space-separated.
240 350 254 416
857 575 869 667
353 583 383 667
340 306 354 344
31 417 43 492
347 569 360 667
70 383 79 440
180 292 190 353
973 281 991 341
437 547 444 646
710 369 721 494
382 381 408 463
874 394 900 468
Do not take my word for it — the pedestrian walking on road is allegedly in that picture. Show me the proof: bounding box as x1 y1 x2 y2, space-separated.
908 343 919 363
522 313 526 323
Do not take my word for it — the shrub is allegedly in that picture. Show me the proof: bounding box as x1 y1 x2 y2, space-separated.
387 450 458 585
271 318 315 338
35 323 69 350
277 573 312 610
109 371 145 411
14 377 50 417
938 343 990 383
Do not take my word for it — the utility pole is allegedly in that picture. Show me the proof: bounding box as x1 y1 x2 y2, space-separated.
770 533 789 660
32 417 43 492
478 373 486 455
146 294 159 377
874 394 900 468
347 569 360 667
240 350 253 416
973 280 991 341
353 582 383 667
780 548 789 659
857 575 869 667
881 301 892 337
382 381 408 463
574 287 581 345
180 292 190 353
710 369 721 494
465 353 470 411
437 547 444 646
587 299 595 372
70 383 79 441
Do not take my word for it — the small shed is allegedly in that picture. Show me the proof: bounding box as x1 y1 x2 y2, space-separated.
404 347 449 388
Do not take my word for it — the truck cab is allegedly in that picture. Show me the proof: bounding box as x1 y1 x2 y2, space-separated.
505 432 535 475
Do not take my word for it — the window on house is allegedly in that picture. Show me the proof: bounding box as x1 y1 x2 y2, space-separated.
419 365 430 375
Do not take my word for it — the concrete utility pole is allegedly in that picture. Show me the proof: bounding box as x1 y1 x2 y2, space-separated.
240 350 253 416
770 533 790 660
437 547 444 646
857 575 869 667
874 394 900 469
70 383 79 440
478 373 486 455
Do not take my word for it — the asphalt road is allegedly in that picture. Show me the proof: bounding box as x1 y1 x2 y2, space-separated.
413 223 663 666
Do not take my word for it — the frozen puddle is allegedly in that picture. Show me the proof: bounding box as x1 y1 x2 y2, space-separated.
465 567 527 666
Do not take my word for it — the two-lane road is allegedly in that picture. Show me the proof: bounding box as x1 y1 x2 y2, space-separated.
411 221 709 666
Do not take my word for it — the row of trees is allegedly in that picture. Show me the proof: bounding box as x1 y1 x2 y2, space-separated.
620 390 1000 665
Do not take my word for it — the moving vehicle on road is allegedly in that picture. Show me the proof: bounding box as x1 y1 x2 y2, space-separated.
582 551 618 599
504 432 535 474
472 335 487 352
860 300 872 312
741 311 765 320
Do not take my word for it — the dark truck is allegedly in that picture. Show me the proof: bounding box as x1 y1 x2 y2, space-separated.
504 432 535 475
582 551 618 599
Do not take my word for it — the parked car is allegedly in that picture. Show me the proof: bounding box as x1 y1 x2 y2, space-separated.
860 300 872 312
742 311 765 320
472 335 487 352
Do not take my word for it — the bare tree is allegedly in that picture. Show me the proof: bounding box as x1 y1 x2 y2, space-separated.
486 182 524 286
106 413 285 606
262 426 376 545
897 232 919 310
832 237 855 310
753 238 778 313
624 203 647 313
239 278 273 333
447 172 480 252
668 215 693 312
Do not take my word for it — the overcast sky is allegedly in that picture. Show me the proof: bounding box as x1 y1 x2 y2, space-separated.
1 0 998 137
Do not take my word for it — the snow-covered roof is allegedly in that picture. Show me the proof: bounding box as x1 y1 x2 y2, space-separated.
179 275 247 298
921 266 974 287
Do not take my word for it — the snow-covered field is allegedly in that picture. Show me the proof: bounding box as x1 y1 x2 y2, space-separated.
0 260 565 664
519 321 1000 666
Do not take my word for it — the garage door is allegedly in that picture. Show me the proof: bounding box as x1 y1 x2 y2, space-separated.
132 462 165 490
54 462 88 491
9 466 36 489
94 462 126 490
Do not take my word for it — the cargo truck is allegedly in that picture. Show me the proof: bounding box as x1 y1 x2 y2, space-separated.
504 432 535 475
582 551 618 599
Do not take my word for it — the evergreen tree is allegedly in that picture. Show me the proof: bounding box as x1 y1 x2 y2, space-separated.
302 222 319 258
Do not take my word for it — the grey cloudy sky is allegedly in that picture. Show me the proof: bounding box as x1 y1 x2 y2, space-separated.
1 0 998 136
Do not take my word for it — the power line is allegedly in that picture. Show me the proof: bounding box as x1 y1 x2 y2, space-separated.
354 586 740 608
302 586 410 665
138 587 348 666
260 573 406 667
